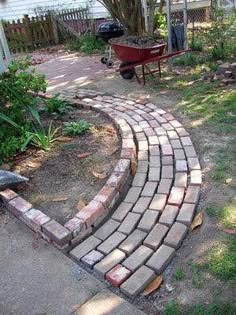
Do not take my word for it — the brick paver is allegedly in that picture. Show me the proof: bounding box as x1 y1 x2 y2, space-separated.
3 89 201 297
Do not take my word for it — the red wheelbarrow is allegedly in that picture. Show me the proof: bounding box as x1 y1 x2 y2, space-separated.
110 39 190 85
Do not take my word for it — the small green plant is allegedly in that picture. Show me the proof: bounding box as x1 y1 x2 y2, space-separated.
43 95 71 116
66 35 105 54
190 262 204 288
174 267 185 281
63 120 91 136
172 52 206 67
190 39 203 52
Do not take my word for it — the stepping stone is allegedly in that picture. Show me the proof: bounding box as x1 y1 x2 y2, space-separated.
176 203 196 226
132 197 151 214
0 171 28 190
118 213 141 235
94 219 120 241
137 210 160 232
112 202 133 222
105 264 132 287
143 223 169 250
164 222 188 249
120 266 155 298
159 205 179 227
81 250 104 268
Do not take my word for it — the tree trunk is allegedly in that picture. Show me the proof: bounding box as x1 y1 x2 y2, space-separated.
98 0 145 35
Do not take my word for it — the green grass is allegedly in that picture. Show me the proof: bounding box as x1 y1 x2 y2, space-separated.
163 301 236 315
174 267 185 281
202 235 236 284
190 262 204 288
205 200 236 229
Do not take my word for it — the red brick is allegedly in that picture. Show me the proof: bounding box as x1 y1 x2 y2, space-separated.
163 113 175 121
184 185 200 204
143 223 169 250
114 159 130 173
162 123 174 131
190 170 202 185
168 187 185 206
76 200 105 227
176 127 189 137
42 220 72 246
176 160 188 172
106 172 128 192
7 196 32 218
175 172 187 188
137 209 160 232
22 208 50 232
118 212 141 235
0 189 18 203
162 165 174 179
123 245 153 272
188 157 201 170
149 194 167 211
146 244 175 273
157 179 173 194
177 203 196 226
164 222 188 248
181 136 192 146
64 217 85 236
161 144 173 156
97 232 127 255
94 186 119 208
70 236 101 260
105 264 132 287
159 205 179 226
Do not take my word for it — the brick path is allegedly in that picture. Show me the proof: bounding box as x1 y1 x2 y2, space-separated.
65 89 202 298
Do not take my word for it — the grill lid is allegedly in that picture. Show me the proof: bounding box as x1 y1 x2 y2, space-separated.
97 21 124 34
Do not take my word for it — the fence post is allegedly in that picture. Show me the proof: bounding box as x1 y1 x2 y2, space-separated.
183 0 188 49
166 0 172 53
0 21 11 66
51 15 59 44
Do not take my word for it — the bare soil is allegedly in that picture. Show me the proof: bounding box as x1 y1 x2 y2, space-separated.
111 36 164 48
14 107 121 225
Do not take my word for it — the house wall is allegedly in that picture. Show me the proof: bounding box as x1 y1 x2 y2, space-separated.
0 0 108 21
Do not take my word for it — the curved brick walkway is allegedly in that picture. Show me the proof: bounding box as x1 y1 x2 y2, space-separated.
67 90 202 298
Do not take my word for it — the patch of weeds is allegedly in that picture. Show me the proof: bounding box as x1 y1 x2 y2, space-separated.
163 301 236 315
66 35 105 54
173 267 185 281
63 120 91 136
42 96 71 117
206 200 236 229
190 262 204 288
172 52 207 67
202 235 236 284
211 146 236 183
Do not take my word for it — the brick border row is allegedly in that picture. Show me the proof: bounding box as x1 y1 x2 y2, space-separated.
0 91 136 249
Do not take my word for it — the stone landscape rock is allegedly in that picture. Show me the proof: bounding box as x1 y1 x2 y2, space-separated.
0 171 28 190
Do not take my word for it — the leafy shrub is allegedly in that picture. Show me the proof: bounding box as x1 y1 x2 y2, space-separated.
63 120 91 136
190 39 203 52
42 95 71 116
66 35 105 54
172 52 206 67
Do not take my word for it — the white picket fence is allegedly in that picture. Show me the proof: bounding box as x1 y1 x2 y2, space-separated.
0 21 11 74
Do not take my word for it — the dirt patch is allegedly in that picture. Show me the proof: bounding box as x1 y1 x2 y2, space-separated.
111 36 164 48
14 107 121 225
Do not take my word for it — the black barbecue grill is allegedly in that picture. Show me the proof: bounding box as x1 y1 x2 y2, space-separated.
97 21 124 68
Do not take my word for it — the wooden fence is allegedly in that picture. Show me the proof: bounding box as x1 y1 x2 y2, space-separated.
3 7 101 54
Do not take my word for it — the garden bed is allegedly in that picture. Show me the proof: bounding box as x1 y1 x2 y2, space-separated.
13 108 121 225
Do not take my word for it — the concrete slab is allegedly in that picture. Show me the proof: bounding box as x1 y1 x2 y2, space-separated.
0 213 145 315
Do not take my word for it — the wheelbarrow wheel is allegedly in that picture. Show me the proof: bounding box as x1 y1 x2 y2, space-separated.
106 59 114 69
101 57 108 64
119 62 135 80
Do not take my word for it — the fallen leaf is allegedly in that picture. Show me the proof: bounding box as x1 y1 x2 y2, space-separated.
191 212 204 231
131 159 137 176
26 160 42 168
77 199 86 211
77 152 92 159
52 196 68 202
92 171 108 179
142 275 163 296
57 136 73 142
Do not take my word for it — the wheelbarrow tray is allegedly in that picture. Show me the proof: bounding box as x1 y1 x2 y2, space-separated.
110 40 166 63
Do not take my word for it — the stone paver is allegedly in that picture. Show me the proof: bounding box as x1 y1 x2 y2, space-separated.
149 194 167 211
120 266 155 298
176 203 196 226
141 181 158 197
157 179 173 194
124 187 142 203
112 202 133 222
81 250 104 268
123 245 154 272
